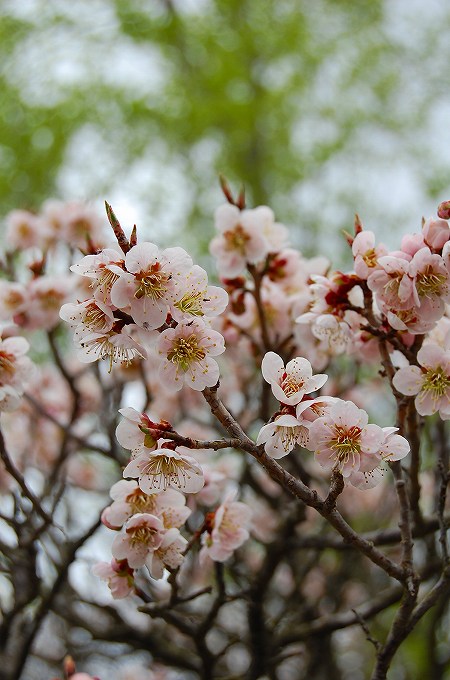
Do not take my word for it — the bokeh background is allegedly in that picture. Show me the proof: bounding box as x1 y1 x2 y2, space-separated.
2 0 450 262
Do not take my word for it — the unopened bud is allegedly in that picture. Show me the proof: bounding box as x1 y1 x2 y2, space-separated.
437 200 450 220
63 655 76 678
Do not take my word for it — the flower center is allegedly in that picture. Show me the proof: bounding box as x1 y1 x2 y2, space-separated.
422 367 450 401
81 333 144 372
128 525 157 547
0 351 16 381
224 225 249 254
280 371 304 398
82 303 109 332
135 264 170 300
167 335 206 371
415 266 447 298
174 290 204 316
330 425 361 469
126 489 156 515
94 267 120 297
140 455 194 491
362 248 378 268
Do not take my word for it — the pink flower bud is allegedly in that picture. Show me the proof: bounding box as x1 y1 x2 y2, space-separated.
437 200 450 220
422 217 450 250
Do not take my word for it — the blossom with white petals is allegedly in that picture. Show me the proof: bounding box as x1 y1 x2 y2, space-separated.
210 204 268 277
146 528 188 579
171 264 228 323
261 351 327 406
111 243 192 329
200 492 252 563
257 414 309 458
111 513 165 569
0 335 34 411
393 344 450 419
123 447 205 495
92 558 134 599
158 320 225 391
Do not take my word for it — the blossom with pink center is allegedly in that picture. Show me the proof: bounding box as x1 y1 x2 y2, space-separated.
111 243 192 329
257 414 309 458
347 427 410 489
158 320 225 391
170 265 228 323
261 351 328 406
92 558 134 599
200 491 252 563
0 281 27 320
0 335 34 411
17 276 73 331
75 325 148 371
70 248 125 303
307 400 384 477
367 254 414 312
5 209 47 250
297 312 352 354
102 479 191 529
352 231 387 279
422 217 450 251
60 298 115 335
111 513 165 568
146 527 188 579
408 247 450 319
123 447 205 494
210 204 268 277
385 306 438 335
392 344 450 419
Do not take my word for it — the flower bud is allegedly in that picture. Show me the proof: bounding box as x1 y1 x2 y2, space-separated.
437 200 450 220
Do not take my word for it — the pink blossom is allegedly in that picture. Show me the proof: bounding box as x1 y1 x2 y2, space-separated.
257 414 309 458
146 527 188 579
0 335 34 411
352 231 387 279
92 558 134 599
5 209 46 250
70 248 125 303
200 492 252 563
0 281 27 320
59 298 115 334
158 320 225 391
115 407 160 457
111 513 165 568
102 479 191 529
123 447 205 494
408 247 450 319
367 254 414 312
261 351 327 406
307 400 384 477
422 217 450 251
400 233 426 257
170 265 228 323
392 344 450 419
111 243 192 329
210 204 268 276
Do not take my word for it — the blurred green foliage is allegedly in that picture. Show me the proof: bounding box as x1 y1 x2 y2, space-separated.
1 0 450 259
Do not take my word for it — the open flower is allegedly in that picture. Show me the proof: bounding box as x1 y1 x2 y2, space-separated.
170 264 228 323
261 351 327 406
111 243 192 328
393 344 450 419
92 558 134 599
123 447 205 495
200 491 252 563
210 204 268 277
307 400 384 477
158 320 225 391
0 335 34 411
111 513 164 568
146 528 188 579
257 414 309 458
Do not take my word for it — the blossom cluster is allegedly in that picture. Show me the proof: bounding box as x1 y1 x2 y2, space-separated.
62 241 227 389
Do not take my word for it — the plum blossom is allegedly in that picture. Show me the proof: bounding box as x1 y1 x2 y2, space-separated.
146 528 188 579
123 447 204 494
307 400 386 478
0 335 34 411
367 254 414 312
158 320 225 391
347 427 410 489
111 243 192 328
261 351 328 406
200 491 252 563
75 325 148 371
170 264 228 323
257 414 309 458
352 231 387 279
92 558 134 599
102 479 191 529
422 217 450 251
115 407 163 458
59 298 115 335
111 513 165 568
393 344 450 419
210 204 268 276
70 248 125 303
408 247 450 320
